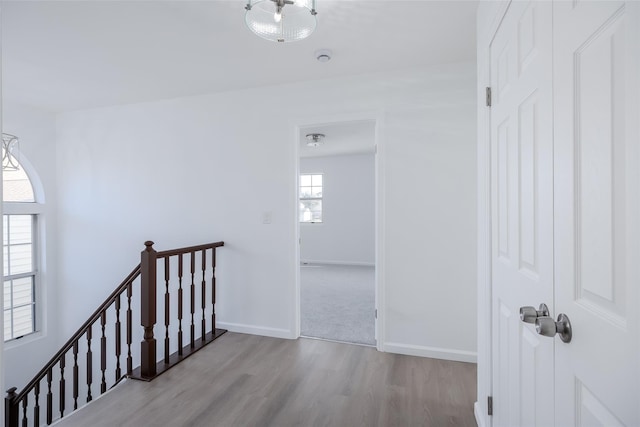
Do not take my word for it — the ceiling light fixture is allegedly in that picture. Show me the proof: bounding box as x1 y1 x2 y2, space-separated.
306 133 325 147
1 133 20 171
245 0 317 43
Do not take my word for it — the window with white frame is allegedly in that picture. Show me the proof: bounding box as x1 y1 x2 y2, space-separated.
3 158 40 341
299 174 323 223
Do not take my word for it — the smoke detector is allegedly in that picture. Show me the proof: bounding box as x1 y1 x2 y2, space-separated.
306 133 325 147
315 49 332 63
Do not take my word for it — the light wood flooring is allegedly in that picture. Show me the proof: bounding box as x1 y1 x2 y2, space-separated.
55 332 477 427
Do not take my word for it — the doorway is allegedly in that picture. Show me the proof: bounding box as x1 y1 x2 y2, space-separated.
296 119 378 346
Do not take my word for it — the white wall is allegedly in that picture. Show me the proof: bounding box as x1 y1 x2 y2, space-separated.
300 153 375 266
55 63 477 362
2 101 59 390
382 87 478 362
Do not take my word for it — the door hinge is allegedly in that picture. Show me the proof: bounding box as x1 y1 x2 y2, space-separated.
488 396 493 416
375 309 378 319
485 87 492 107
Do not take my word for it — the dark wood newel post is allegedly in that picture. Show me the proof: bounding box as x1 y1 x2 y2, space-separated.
140 241 157 379
5 387 18 427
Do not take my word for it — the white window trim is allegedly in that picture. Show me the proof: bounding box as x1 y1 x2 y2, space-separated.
3 202 45 215
299 173 324 224
3 207 45 348
3 210 41 342
2 149 46 343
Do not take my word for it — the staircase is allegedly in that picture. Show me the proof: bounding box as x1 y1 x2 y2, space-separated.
5 240 225 426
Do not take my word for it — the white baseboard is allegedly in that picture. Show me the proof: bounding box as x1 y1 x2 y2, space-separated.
383 342 477 363
475 401 488 427
217 322 294 340
300 259 375 267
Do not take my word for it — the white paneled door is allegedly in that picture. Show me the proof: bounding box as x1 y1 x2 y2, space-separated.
490 1 639 426
553 1 639 425
490 2 554 426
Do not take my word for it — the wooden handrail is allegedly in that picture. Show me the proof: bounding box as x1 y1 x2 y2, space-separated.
155 241 224 258
12 265 141 404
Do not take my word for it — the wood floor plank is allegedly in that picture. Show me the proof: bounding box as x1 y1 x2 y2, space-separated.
54 333 477 427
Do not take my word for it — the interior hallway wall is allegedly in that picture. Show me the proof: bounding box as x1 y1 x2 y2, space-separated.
55 62 477 362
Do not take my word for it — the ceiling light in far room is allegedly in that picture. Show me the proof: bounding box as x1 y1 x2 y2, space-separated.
306 133 325 147
245 0 317 43
315 49 332 63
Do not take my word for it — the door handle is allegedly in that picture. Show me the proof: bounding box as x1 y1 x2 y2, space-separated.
535 313 572 343
519 304 550 323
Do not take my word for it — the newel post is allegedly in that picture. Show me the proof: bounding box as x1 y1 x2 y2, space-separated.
5 387 18 427
140 241 157 379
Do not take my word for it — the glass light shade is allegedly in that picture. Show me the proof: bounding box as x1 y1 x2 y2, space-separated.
245 0 317 43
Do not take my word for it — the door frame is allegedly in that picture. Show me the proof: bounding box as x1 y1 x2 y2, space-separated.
291 110 385 351
476 1 512 426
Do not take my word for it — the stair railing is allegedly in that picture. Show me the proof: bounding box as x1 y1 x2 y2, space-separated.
5 240 225 427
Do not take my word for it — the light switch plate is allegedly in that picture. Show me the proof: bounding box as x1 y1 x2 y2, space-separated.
262 211 272 224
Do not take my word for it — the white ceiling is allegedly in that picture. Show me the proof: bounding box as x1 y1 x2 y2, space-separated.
1 0 478 113
299 120 375 158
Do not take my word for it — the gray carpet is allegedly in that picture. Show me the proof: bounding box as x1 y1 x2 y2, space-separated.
300 263 376 346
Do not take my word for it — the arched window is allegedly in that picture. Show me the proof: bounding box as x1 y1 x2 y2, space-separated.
3 143 42 341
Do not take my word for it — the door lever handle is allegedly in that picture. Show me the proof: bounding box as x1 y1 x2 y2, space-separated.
535 313 572 343
519 304 550 323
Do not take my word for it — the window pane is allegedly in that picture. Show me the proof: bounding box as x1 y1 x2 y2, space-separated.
2 216 7 246
3 167 35 202
12 304 34 338
299 202 306 222
4 281 11 310
311 186 322 197
312 174 323 186
3 277 36 341
300 200 322 223
300 175 311 186
4 215 34 276
300 186 312 198
12 277 33 307
8 215 32 244
8 244 33 275
4 310 11 340
3 246 8 277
